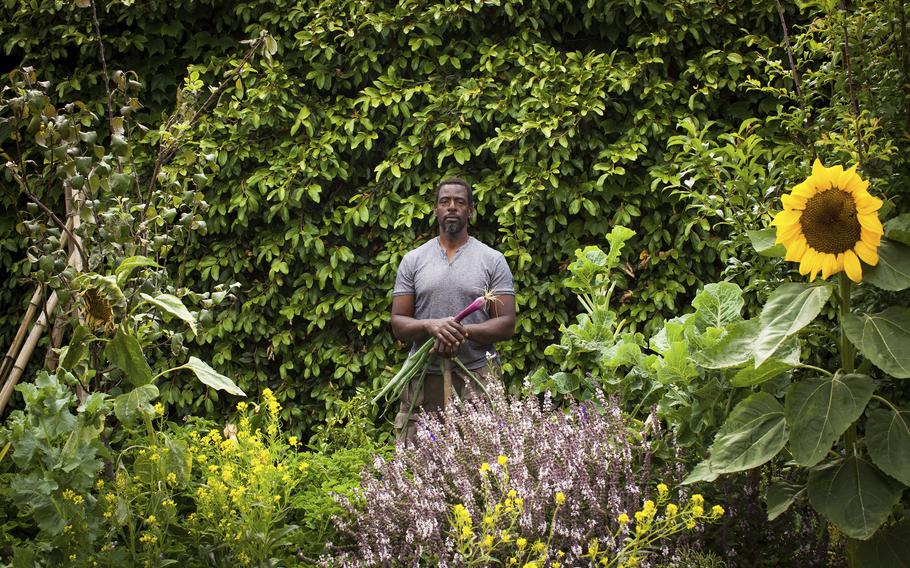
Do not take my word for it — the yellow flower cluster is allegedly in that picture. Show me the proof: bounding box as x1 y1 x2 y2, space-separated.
184 388 305 566
449 459 559 567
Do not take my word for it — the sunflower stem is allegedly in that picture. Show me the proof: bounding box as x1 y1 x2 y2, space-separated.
838 273 859 568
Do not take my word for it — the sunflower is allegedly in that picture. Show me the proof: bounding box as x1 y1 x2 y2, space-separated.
771 158 883 283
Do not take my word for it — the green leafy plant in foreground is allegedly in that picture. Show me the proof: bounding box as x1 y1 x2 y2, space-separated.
681 164 910 565
527 225 645 403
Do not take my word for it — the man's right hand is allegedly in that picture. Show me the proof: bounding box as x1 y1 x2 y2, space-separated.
425 317 468 358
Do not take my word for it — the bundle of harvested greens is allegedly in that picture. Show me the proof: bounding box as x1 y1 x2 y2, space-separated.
373 292 497 409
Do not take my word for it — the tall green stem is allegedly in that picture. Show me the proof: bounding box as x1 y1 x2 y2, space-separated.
839 274 859 567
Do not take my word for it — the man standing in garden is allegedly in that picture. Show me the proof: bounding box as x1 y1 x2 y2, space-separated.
391 178 516 444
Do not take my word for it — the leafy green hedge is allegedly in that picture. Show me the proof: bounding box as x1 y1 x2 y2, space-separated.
7 0 906 434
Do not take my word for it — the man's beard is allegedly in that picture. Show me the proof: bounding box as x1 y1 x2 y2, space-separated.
443 219 462 234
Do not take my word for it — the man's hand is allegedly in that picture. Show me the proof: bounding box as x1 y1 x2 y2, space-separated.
426 317 468 358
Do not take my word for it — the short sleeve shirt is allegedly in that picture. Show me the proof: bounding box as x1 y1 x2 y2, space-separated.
393 236 515 371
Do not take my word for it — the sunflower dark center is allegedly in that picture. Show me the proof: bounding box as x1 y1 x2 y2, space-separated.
800 188 861 254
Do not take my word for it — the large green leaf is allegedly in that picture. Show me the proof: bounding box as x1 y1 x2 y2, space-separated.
753 283 833 367
732 358 795 387
858 518 910 568
866 406 910 486
784 373 875 467
104 330 153 386
747 227 786 257
706 392 788 474
884 214 910 246
765 478 803 521
113 384 159 425
681 458 719 485
843 308 910 379
60 325 92 371
731 338 800 387
692 318 759 369
808 455 904 540
140 293 198 335
863 239 910 291
178 357 245 396
115 255 160 287
691 282 744 330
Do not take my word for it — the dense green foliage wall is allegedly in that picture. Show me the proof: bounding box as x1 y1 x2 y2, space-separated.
4 0 908 433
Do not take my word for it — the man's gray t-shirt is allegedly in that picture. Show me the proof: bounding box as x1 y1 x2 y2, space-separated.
393 236 515 372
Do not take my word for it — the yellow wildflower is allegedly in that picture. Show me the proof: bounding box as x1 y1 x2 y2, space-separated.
657 483 668 496
555 491 566 505
479 462 491 475
665 503 678 517
617 513 630 525
516 537 527 550
154 402 164 416
498 454 508 466
712 505 725 517
691 494 704 506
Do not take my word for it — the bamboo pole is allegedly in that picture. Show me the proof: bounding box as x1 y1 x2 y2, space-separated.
0 187 84 416
0 290 59 416
0 286 43 385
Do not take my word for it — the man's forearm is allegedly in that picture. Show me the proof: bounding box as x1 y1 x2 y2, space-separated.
390 314 430 342
464 316 515 345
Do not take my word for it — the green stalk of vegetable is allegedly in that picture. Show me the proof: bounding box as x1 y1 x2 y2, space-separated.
373 293 494 406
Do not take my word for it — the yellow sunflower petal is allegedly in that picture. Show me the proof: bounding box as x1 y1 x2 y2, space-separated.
858 213 884 234
812 158 825 177
791 182 817 200
821 253 837 280
861 228 882 247
785 238 808 262
854 240 879 266
771 209 802 227
843 250 862 282
810 252 829 281
840 165 869 193
855 193 883 214
799 248 816 275
781 194 807 210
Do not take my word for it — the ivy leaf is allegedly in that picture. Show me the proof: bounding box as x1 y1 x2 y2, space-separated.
140 293 198 335
115 256 160 287
784 373 875 467
857 518 910 567
705 392 788 474
747 228 785 257
843 307 910 379
765 478 803 521
104 331 153 386
753 283 833 367
807 455 904 540
863 239 910 291
113 384 159 425
866 406 910 486
691 282 744 330
178 357 245 396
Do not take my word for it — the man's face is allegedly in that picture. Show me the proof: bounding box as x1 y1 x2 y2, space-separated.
434 184 473 235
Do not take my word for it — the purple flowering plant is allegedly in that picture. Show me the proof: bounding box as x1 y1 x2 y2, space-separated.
331 384 715 567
